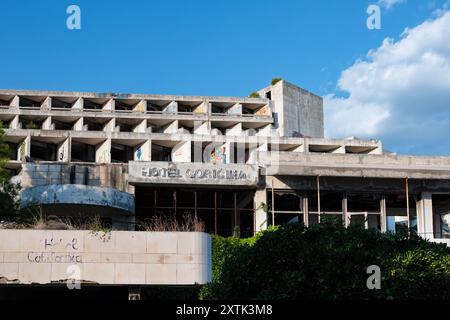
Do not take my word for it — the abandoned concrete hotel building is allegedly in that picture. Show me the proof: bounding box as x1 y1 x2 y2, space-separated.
0 80 449 243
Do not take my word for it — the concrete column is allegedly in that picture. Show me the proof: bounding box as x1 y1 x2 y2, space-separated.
343 193 349 227
193 102 207 114
303 194 309 227
42 117 53 130
192 140 203 163
172 141 191 163
332 146 346 154
380 194 387 233
72 98 83 110
255 105 271 116
254 188 268 233
103 118 116 132
418 193 434 240
133 120 146 133
133 100 146 113
226 123 242 136
369 142 383 155
10 115 19 129
18 136 31 161
57 138 70 162
163 120 178 134
95 139 111 164
10 96 19 108
193 121 209 135
73 118 83 131
257 124 272 137
134 140 151 161
103 99 114 111
163 101 177 113
293 144 305 153
42 97 51 110
228 103 242 115
246 143 259 164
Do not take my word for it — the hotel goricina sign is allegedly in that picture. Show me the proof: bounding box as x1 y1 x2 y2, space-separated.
129 162 259 186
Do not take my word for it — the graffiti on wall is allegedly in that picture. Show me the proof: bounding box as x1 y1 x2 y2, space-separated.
210 145 227 165
27 236 82 264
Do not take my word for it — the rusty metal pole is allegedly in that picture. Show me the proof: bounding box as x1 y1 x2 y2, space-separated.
406 177 410 231
194 191 197 220
271 178 275 226
317 175 321 223
214 191 217 235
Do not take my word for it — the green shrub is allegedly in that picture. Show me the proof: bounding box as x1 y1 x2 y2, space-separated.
25 121 39 129
271 78 282 85
201 220 450 300
249 92 260 98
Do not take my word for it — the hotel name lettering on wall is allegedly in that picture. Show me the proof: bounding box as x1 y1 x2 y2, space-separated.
141 167 248 180
129 162 258 186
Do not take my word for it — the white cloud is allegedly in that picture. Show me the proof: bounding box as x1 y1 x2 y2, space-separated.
325 11 450 155
378 0 407 9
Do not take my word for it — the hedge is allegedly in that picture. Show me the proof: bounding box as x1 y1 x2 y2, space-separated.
200 219 450 300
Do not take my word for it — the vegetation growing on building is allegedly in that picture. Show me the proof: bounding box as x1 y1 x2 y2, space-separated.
200 219 450 300
0 124 20 218
271 77 282 85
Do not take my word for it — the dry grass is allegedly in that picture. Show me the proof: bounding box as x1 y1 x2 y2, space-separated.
139 214 205 232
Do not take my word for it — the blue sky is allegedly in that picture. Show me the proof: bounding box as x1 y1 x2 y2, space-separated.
1 0 449 155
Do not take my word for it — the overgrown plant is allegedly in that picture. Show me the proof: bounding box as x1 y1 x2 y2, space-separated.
0 123 21 218
139 214 205 232
200 219 450 300
271 77 282 85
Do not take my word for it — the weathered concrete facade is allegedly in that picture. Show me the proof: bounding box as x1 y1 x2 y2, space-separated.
0 79 448 244
0 230 211 285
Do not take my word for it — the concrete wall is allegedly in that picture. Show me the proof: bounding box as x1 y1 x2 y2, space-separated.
282 81 324 138
258 80 324 138
20 184 135 214
19 163 132 193
0 230 211 285
261 151 450 180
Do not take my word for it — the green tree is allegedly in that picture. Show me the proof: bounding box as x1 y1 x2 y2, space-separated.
0 123 20 217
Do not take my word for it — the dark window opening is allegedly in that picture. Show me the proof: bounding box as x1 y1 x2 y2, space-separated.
386 193 417 234
307 192 342 213
71 142 95 163
151 144 171 162
115 100 134 111
0 98 11 106
30 141 56 161
178 103 193 113
135 188 254 238
265 91 272 100
0 120 11 129
21 118 43 129
53 120 75 130
116 122 133 132
347 193 381 213
431 194 450 239
146 102 164 113
211 104 228 114
111 143 134 163
84 119 104 131
19 97 42 108
84 99 103 110
6 142 18 160
51 98 72 109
